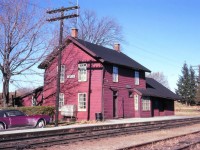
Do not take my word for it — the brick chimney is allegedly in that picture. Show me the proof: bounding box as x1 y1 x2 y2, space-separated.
114 43 120 52
71 28 78 38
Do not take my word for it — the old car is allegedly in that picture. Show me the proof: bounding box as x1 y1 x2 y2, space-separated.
0 109 51 130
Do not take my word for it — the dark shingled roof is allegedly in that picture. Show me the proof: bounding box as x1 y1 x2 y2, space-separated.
136 78 180 100
75 38 150 72
15 86 43 99
38 36 150 72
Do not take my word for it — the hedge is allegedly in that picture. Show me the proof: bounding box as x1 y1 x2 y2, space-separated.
1 106 55 117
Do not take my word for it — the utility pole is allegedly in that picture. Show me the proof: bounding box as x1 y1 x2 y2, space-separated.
47 5 79 127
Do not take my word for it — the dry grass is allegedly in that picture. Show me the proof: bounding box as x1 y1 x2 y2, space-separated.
46 119 104 127
175 102 200 116
76 120 99 124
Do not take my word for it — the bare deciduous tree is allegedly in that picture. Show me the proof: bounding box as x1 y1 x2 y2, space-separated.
77 10 123 47
0 0 48 107
53 9 124 48
147 72 170 89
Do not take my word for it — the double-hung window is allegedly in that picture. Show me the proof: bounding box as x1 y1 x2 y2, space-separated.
78 93 87 111
60 65 65 83
59 93 64 110
78 63 87 82
32 96 36 106
113 66 118 82
57 65 65 83
135 71 139 85
142 97 150 111
134 94 139 111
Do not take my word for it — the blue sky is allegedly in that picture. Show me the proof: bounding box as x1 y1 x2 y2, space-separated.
87 0 200 91
42 0 200 91
2 0 200 92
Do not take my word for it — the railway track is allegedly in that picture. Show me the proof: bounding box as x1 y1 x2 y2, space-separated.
117 131 200 150
176 139 200 150
0 117 200 150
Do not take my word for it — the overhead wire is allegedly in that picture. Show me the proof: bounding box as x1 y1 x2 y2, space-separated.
125 43 183 69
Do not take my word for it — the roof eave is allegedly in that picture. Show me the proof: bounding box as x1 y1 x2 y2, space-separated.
16 86 43 99
38 63 46 69
69 37 104 63
38 36 105 69
141 93 179 100
103 61 151 72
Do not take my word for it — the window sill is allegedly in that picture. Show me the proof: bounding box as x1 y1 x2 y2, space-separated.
78 109 87 112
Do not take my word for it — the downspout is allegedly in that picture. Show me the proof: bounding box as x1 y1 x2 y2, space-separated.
87 61 92 121
101 66 105 121
122 97 124 118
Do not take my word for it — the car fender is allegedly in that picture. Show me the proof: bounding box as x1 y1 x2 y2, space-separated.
34 115 51 124
0 118 10 129
37 118 47 125
0 121 7 129
27 117 39 126
27 117 47 127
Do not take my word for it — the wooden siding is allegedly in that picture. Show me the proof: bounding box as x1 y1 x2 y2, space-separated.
151 98 174 116
103 64 146 119
22 95 33 106
20 40 175 121
21 88 43 107
41 43 103 120
163 99 175 116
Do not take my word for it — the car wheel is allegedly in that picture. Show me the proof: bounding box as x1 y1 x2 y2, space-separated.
36 120 45 128
0 123 5 130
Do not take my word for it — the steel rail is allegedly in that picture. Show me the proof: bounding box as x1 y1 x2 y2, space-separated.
173 137 200 150
0 117 200 150
117 131 200 150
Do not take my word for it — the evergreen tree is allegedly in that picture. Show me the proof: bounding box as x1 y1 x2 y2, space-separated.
188 66 197 105
176 63 195 105
195 84 200 105
176 63 189 104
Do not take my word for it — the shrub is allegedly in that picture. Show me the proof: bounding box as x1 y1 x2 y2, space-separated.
2 106 55 117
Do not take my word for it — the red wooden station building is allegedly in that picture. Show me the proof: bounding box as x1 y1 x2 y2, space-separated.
18 29 179 121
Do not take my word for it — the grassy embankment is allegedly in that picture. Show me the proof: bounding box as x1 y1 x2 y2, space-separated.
175 101 200 116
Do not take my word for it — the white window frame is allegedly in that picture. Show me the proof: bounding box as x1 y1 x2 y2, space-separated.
78 93 87 111
57 65 65 83
134 94 139 111
32 96 36 106
135 71 140 85
78 63 87 82
59 93 64 110
142 97 150 111
60 65 65 83
113 66 118 82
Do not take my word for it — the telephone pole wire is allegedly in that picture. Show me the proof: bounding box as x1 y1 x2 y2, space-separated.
46 5 79 127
